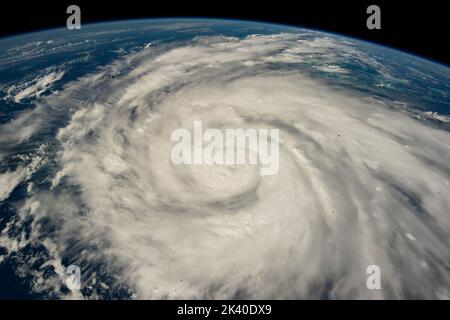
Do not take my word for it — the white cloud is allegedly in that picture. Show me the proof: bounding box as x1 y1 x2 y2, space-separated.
12 70 65 102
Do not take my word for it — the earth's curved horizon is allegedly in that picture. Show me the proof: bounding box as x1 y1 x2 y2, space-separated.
3 17 449 69
0 18 449 299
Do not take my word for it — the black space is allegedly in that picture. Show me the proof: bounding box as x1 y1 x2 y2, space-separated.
0 0 449 66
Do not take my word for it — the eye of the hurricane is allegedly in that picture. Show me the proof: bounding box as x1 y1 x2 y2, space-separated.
175 162 261 205
152 134 266 209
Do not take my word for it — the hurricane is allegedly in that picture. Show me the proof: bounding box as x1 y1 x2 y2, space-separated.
0 20 449 299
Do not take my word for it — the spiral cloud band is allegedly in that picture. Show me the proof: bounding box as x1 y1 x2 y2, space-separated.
1 30 450 299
